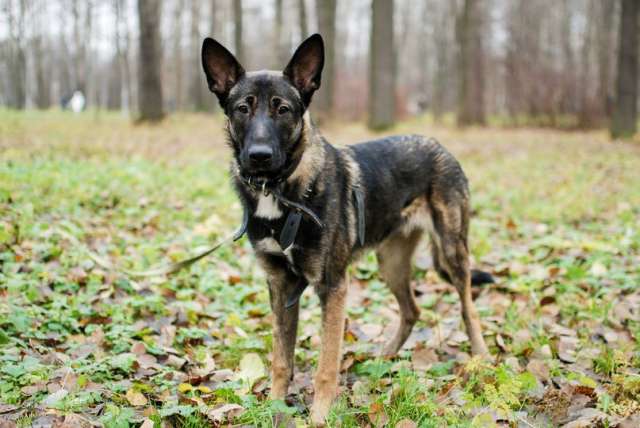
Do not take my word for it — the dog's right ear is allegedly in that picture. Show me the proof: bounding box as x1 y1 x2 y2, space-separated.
201 38 245 106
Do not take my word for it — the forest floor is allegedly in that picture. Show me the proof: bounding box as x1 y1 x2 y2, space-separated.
1 110 640 427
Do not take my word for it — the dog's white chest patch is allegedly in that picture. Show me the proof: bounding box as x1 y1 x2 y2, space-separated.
255 194 283 219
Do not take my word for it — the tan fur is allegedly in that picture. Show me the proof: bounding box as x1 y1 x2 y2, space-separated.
310 280 348 426
399 196 434 237
427 193 488 355
376 229 423 355
287 112 325 192
261 260 300 400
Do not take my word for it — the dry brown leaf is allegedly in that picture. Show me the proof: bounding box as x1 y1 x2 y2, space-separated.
395 418 417 428
125 388 148 406
412 348 439 371
139 419 155 428
368 402 389 428
527 359 550 383
558 337 578 363
207 403 245 423
130 341 147 355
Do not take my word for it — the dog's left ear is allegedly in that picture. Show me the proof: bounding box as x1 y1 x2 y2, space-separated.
283 33 324 106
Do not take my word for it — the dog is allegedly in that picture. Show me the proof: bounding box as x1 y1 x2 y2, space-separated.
201 33 493 425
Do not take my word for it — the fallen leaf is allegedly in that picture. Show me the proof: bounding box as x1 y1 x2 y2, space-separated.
368 402 389 428
412 348 439 371
41 389 68 408
178 383 193 393
527 359 550 383
234 353 266 394
207 403 245 423
395 418 417 428
126 388 148 406
140 419 154 428
558 337 578 363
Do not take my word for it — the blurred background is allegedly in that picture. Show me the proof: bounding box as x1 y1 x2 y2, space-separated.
0 0 638 138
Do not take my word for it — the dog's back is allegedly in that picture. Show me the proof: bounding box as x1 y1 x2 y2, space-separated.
346 135 468 246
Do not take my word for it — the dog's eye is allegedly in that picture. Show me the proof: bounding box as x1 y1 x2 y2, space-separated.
236 104 249 114
278 105 290 115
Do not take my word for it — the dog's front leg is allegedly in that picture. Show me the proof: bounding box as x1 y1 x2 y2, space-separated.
310 279 347 426
267 274 300 400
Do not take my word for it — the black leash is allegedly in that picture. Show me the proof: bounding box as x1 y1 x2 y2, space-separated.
52 178 364 311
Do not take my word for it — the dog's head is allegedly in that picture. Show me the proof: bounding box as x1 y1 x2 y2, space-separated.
202 34 324 182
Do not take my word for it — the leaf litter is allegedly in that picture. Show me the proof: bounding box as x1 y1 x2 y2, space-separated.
1 114 640 426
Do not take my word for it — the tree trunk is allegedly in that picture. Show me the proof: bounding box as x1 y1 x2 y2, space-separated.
610 0 639 139
210 0 217 36
456 0 485 126
274 0 287 67
233 0 244 64
114 0 132 112
368 0 395 130
298 0 308 39
578 0 596 128
137 0 164 121
6 0 27 109
33 36 51 109
315 0 337 118
189 0 207 111
596 0 616 118
171 0 184 111
432 3 450 121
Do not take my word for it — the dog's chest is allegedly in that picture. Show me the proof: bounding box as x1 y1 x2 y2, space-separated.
254 194 283 220
250 195 300 267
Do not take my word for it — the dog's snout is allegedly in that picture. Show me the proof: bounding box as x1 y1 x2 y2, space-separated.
248 144 273 163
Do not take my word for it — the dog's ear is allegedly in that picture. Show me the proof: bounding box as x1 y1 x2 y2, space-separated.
202 38 245 106
283 33 324 106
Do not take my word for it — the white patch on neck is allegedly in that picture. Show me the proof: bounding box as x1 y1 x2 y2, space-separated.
255 194 283 219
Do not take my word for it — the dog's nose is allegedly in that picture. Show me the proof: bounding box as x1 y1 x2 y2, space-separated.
248 145 273 163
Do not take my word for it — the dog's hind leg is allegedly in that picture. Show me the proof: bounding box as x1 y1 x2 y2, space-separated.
376 229 422 356
429 196 489 356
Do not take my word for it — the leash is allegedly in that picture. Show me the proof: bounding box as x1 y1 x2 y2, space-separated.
50 209 248 278
49 178 363 310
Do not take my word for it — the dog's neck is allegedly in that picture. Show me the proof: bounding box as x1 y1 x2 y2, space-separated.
285 111 325 192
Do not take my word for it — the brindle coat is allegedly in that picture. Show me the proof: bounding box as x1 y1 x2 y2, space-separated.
202 34 492 425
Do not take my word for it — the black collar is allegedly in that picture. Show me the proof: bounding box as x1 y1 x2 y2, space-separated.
234 176 365 310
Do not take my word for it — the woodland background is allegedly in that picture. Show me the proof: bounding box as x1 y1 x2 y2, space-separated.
1 1 640 427
1 0 639 137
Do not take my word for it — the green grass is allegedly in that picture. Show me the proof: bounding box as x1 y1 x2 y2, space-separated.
1 110 640 427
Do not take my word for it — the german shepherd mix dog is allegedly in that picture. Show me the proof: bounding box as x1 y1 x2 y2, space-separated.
202 34 493 425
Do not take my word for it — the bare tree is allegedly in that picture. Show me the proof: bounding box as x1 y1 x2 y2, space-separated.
596 0 616 118
4 0 27 109
137 0 164 121
315 0 336 119
368 0 395 130
33 13 50 109
274 0 286 67
233 0 244 64
170 0 184 111
432 2 455 121
189 0 207 111
611 0 639 139
298 0 308 39
210 0 217 36
115 0 132 112
456 0 485 126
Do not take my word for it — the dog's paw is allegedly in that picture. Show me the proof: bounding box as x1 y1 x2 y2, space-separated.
309 401 331 427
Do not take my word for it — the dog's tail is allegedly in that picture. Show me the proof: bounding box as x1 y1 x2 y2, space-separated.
471 269 495 286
